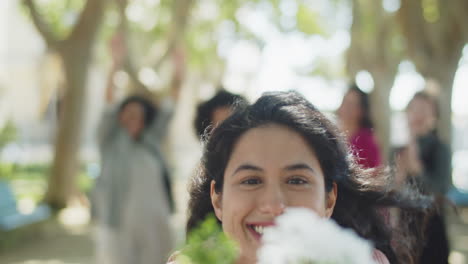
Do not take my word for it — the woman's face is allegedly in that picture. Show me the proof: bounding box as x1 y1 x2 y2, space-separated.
211 124 337 263
407 97 436 137
337 90 363 127
119 102 145 139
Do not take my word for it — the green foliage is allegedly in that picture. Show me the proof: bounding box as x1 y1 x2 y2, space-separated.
26 0 86 40
0 162 94 202
184 0 233 69
0 163 15 181
296 4 325 35
218 0 241 21
0 163 50 202
177 214 238 264
186 25 219 68
77 168 94 193
0 121 17 150
422 0 440 23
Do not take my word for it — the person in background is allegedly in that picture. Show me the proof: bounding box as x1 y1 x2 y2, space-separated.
194 89 246 140
337 84 382 168
93 32 175 264
395 91 451 264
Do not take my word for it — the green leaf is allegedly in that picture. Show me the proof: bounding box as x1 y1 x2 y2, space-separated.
0 121 17 149
30 0 86 40
178 214 239 264
296 4 324 35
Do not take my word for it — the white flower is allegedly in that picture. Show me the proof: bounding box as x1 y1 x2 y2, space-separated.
257 208 376 264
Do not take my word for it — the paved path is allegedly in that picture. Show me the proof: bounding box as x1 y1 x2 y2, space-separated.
0 221 94 264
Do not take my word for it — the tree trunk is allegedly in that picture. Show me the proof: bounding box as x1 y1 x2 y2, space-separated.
423 65 458 145
369 72 395 163
42 0 106 209
436 76 454 145
45 48 89 209
397 0 467 145
346 0 400 164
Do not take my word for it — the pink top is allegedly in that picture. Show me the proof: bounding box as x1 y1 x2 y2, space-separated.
373 249 390 264
349 128 382 169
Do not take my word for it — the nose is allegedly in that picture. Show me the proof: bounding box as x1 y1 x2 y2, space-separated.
258 184 286 216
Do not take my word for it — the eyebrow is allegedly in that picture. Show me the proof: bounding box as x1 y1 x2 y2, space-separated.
283 163 316 174
231 163 316 177
232 164 263 177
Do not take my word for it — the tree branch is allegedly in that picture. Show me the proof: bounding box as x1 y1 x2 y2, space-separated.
23 0 59 48
68 0 105 45
398 0 466 75
397 0 433 70
438 0 467 62
149 0 192 71
146 0 194 71
152 42 176 70
123 60 152 96
112 0 151 96
112 0 194 98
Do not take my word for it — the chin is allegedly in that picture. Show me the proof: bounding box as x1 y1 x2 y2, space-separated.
237 253 257 264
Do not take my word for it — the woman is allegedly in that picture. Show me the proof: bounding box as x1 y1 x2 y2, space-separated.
181 91 430 264
396 91 451 264
94 95 174 264
337 84 382 168
194 89 246 140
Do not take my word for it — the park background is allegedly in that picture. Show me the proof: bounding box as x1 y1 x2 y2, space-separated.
0 0 468 263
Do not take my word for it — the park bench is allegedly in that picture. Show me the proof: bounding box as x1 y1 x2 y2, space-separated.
0 180 50 231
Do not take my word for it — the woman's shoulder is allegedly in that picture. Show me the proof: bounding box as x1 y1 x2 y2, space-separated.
351 128 378 146
356 127 378 139
373 249 390 264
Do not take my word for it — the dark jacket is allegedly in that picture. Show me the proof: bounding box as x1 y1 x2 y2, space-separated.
417 131 452 195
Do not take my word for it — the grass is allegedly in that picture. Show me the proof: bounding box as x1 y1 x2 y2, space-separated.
0 162 95 251
0 162 95 204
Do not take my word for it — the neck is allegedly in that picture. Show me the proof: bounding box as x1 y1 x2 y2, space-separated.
236 255 256 264
342 121 360 139
410 128 434 139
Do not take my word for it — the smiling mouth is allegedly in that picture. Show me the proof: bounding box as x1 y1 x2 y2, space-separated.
249 225 265 235
246 223 274 240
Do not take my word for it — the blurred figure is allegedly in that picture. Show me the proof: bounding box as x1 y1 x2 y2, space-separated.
93 33 175 264
396 91 451 264
194 89 246 139
337 84 382 168
93 94 174 264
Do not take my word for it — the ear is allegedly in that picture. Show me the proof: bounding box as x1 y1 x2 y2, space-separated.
210 180 223 221
325 182 337 218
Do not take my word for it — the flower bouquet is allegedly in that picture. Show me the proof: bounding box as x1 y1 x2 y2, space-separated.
178 209 376 264
257 208 376 264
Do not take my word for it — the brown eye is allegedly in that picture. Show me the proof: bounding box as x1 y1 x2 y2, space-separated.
287 178 308 185
241 178 262 185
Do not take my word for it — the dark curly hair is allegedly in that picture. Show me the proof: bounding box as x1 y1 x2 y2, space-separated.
348 83 374 129
118 95 157 129
187 91 432 264
194 89 246 139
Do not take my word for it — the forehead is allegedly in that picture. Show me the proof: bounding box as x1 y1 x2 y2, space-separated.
408 97 435 112
123 101 144 112
226 124 320 170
